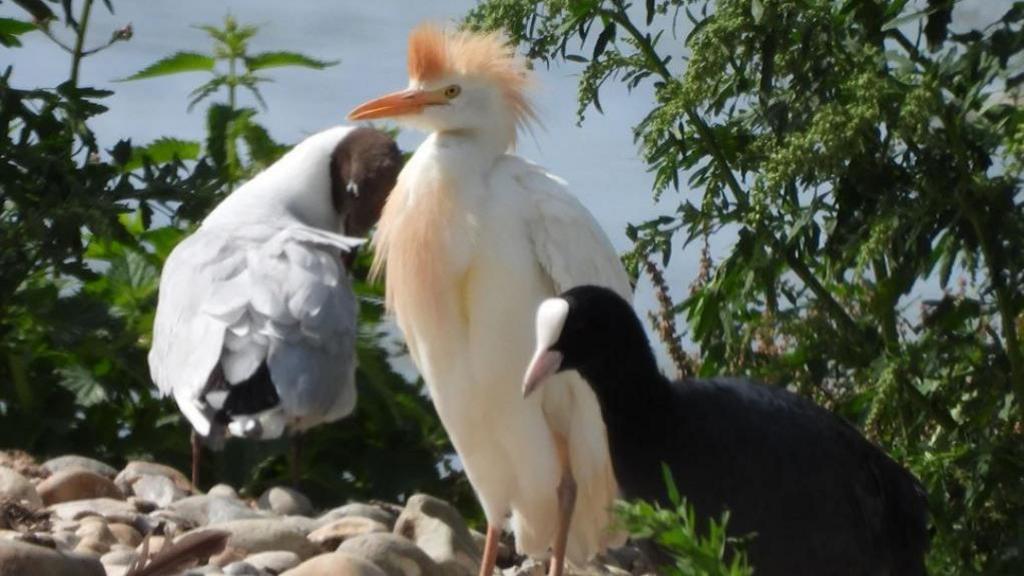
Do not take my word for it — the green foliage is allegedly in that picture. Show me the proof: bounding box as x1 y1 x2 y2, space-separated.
2 1 472 514
468 0 1024 573
615 465 752 576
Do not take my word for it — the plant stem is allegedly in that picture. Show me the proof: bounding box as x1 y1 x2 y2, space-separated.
69 0 94 88
226 54 238 190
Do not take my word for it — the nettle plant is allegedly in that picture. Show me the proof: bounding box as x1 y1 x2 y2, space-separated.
123 15 336 187
467 0 1024 573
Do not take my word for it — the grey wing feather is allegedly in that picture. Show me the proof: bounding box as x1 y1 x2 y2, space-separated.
148 224 361 437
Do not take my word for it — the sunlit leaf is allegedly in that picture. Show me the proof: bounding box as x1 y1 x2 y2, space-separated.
57 364 107 407
245 51 338 71
121 138 201 172
120 52 215 81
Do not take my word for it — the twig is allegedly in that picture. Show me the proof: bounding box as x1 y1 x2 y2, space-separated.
643 257 696 378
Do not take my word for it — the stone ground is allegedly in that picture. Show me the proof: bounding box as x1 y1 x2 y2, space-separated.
0 451 653 575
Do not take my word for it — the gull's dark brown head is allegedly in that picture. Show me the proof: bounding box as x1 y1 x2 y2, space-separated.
330 127 402 239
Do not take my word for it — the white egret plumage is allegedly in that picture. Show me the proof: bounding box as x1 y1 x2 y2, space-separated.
148 126 401 486
349 25 632 576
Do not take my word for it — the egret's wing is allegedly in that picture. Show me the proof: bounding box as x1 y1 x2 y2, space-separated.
148 224 360 437
497 156 633 557
503 157 632 301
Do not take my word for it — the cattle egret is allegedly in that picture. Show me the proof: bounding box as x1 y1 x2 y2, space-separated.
349 24 631 576
149 126 401 486
524 285 930 576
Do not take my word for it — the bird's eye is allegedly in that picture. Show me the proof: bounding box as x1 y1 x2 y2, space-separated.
443 85 461 99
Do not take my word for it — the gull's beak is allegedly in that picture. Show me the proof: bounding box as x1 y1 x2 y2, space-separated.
522 349 563 398
348 88 447 120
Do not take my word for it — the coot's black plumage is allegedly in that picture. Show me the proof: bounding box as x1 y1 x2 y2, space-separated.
522 285 929 576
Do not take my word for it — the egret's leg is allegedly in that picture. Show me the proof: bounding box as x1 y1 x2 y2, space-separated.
190 430 201 488
478 524 500 576
547 466 577 576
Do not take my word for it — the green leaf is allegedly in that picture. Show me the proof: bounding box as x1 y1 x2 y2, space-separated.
121 137 200 171
8 0 54 23
662 462 680 506
0 17 36 47
57 364 107 407
120 51 215 81
245 51 338 71
187 76 227 110
206 103 234 172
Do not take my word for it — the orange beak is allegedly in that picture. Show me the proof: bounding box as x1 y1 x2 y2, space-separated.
347 88 448 121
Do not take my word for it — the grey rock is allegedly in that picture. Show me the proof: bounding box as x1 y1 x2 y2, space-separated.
41 455 117 479
132 473 186 507
281 552 387 576
167 495 265 527
184 519 319 560
0 539 105 576
0 466 42 510
258 486 314 517
317 503 396 529
394 494 479 576
337 533 440 576
246 550 301 573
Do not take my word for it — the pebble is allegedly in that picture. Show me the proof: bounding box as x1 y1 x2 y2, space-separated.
223 560 264 575
100 547 137 566
0 466 43 510
394 493 480 576
308 517 388 550
36 469 124 505
48 497 139 524
132 473 187 506
281 552 387 576
209 483 239 499
73 535 110 556
258 486 314 517
337 533 441 576
186 519 319 560
246 550 301 573
114 460 194 495
0 539 105 575
41 455 118 479
317 503 397 529
107 522 143 547
169 494 266 527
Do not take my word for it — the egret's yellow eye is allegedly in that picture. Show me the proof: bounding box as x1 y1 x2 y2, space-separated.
443 85 461 99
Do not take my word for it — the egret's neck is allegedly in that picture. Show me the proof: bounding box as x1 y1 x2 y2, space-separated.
434 121 513 164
